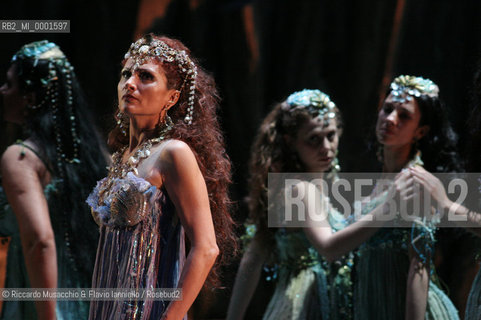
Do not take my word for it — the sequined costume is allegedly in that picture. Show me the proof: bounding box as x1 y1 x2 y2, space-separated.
87 172 185 320
257 207 353 320
354 190 459 320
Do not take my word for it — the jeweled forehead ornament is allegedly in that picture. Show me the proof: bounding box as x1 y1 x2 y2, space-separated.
286 89 337 126
390 75 439 103
124 37 198 125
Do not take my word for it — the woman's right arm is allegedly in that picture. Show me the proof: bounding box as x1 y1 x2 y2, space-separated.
304 200 387 262
301 177 405 262
226 234 268 320
1 145 57 320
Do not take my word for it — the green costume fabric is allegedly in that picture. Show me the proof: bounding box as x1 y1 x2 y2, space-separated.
250 206 353 320
354 189 459 320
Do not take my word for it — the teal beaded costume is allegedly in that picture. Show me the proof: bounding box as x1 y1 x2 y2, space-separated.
253 206 353 320
353 165 459 320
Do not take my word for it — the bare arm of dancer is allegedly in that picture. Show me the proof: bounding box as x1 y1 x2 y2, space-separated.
159 140 219 320
405 247 429 320
1 144 56 320
303 172 411 261
226 234 268 320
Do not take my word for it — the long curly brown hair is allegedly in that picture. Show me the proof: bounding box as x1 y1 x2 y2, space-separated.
109 34 236 286
247 98 342 249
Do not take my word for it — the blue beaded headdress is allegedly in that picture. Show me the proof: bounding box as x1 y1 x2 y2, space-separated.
286 89 338 125
12 40 80 172
390 75 439 103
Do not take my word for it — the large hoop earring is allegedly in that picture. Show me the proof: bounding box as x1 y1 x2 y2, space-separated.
154 111 174 135
165 113 174 130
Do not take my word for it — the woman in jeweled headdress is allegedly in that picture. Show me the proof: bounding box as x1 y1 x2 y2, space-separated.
0 41 108 319
227 89 400 320
86 34 236 319
407 64 481 318
352 75 461 319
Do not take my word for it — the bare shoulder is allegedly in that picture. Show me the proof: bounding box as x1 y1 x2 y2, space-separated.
161 139 192 155
1 143 46 179
2 144 32 171
157 139 196 165
146 139 198 187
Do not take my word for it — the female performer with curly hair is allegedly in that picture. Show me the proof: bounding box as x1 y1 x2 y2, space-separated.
227 89 397 320
87 34 236 320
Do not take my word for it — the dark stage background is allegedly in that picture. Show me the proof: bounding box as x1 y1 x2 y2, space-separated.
2 0 481 318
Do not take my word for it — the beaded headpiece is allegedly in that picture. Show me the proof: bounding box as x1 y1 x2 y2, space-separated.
12 40 80 174
286 89 338 126
390 75 439 103
124 35 197 124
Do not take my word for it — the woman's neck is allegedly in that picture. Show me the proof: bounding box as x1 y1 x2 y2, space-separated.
128 116 160 153
128 131 156 154
382 144 412 173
